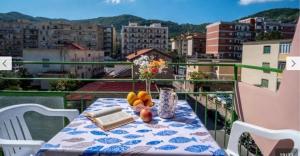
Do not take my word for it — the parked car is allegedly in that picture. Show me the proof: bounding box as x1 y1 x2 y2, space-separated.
208 94 216 101
221 98 232 108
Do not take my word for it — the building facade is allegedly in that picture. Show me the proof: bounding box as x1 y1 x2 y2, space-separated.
0 21 24 57
36 21 103 50
178 58 241 93
0 20 116 58
171 33 206 57
239 17 296 39
206 18 295 60
206 22 254 59
121 23 168 57
241 39 292 92
23 43 104 78
102 25 117 57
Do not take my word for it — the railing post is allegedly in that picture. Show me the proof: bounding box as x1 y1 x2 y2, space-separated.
131 64 135 92
231 65 239 124
234 64 238 81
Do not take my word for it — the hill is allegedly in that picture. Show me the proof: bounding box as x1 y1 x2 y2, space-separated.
73 14 208 37
0 11 68 22
240 8 299 23
0 8 299 37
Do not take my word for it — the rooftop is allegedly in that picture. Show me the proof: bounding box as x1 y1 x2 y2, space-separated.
67 82 157 101
126 48 171 60
243 39 292 45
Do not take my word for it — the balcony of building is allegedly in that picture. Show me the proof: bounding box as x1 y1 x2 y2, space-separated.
0 58 299 156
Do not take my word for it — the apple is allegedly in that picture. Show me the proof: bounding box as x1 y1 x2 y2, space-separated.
140 108 152 123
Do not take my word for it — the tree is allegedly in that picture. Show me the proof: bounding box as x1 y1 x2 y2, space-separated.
256 31 283 41
50 80 80 91
50 74 82 91
0 71 21 90
189 71 210 94
18 68 33 89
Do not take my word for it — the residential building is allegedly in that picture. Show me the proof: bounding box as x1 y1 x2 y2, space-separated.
206 21 254 59
241 39 292 92
171 33 206 57
23 43 104 89
101 25 117 57
182 58 241 93
0 21 117 59
36 21 102 50
121 23 168 57
0 21 24 57
239 17 296 39
23 23 39 49
172 34 188 56
206 18 295 60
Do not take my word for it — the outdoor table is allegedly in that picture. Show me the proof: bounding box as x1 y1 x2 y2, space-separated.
37 98 225 156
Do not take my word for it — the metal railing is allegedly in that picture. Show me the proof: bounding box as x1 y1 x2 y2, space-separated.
0 61 283 156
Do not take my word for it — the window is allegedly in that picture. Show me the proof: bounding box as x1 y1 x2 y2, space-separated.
277 80 281 90
261 79 269 88
263 46 271 54
262 62 270 73
279 43 291 54
42 58 50 68
278 62 286 70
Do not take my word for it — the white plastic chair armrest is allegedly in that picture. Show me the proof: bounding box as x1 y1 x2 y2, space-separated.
41 108 79 122
226 121 300 156
0 138 44 148
15 104 79 122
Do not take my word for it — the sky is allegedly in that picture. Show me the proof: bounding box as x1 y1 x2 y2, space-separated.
0 0 299 24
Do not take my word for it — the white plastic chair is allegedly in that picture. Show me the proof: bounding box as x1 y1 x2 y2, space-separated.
226 121 300 156
0 104 79 156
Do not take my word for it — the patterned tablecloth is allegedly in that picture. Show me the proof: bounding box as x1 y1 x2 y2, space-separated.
37 98 225 156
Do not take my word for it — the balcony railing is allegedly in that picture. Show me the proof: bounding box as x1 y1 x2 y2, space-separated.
0 61 282 156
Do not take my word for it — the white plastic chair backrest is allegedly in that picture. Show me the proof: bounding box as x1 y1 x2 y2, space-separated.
0 95 65 141
226 121 300 156
0 104 53 156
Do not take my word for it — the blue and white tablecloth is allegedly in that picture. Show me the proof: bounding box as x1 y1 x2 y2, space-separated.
37 98 225 156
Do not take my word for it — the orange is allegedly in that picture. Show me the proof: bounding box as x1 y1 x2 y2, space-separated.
142 95 152 102
145 100 154 107
143 95 153 107
137 91 148 100
133 99 144 106
127 92 137 106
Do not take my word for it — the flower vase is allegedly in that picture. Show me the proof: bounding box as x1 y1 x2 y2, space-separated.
146 79 152 98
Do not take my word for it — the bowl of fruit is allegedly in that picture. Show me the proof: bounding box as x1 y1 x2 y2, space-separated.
127 91 154 113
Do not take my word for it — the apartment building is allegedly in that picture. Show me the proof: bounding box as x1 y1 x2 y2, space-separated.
239 17 296 38
206 21 254 60
0 20 117 58
23 43 104 89
121 23 168 57
180 58 241 93
23 23 39 49
241 39 292 92
102 25 117 57
206 18 295 60
171 33 206 57
37 21 102 50
0 21 24 57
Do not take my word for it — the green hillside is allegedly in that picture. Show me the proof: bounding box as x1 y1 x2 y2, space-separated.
0 8 299 37
75 14 208 37
240 8 299 23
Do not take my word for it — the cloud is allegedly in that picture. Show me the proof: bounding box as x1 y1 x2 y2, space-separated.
239 0 284 5
105 0 135 4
